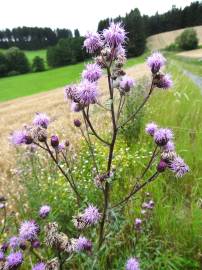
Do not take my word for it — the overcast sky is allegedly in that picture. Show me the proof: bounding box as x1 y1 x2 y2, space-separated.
0 0 194 34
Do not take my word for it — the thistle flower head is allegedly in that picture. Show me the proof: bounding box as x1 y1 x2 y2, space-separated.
9 236 20 250
163 141 175 152
134 218 142 230
65 84 79 102
19 220 39 241
126 257 140 270
154 128 173 146
147 52 166 73
84 32 102 53
39 205 51 218
33 113 50 129
103 22 126 47
10 130 31 145
82 204 101 225
73 236 92 252
157 160 167 172
71 102 82 112
32 262 46 270
77 80 98 105
82 63 102 82
50 135 59 148
145 122 158 136
157 74 173 89
6 251 23 269
120 76 135 92
0 251 4 261
170 156 189 177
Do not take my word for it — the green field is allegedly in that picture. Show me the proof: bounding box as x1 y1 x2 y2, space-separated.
0 53 147 102
0 48 46 62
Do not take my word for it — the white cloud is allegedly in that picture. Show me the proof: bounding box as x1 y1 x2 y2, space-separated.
0 0 193 34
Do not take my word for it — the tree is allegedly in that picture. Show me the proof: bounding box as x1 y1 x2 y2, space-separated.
0 52 9 77
32 56 45 72
5 47 30 74
124 9 146 57
74 29 80 38
176 28 199 50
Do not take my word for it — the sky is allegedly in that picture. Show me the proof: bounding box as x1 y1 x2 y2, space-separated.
0 0 194 34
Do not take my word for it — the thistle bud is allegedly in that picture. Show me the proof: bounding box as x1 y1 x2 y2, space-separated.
157 160 167 172
51 135 59 148
74 119 81 127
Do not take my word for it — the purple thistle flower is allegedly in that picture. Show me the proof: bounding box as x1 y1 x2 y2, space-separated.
33 113 50 129
0 251 4 261
57 143 65 152
170 156 189 178
9 236 20 250
6 251 23 269
39 205 51 218
103 22 126 47
84 32 102 54
70 102 82 112
145 122 158 136
19 220 39 241
32 262 46 270
157 160 167 172
154 128 173 146
157 74 173 89
114 45 126 58
77 80 98 106
50 135 59 148
163 141 175 152
120 76 135 92
10 130 29 145
82 204 101 225
31 239 40 249
1 242 9 252
74 236 92 252
134 218 142 230
82 63 102 82
65 85 79 102
126 257 140 270
147 52 166 74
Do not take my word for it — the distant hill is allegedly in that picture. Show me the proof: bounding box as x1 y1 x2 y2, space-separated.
147 25 202 50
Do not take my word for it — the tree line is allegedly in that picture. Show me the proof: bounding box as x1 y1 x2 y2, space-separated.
0 27 80 50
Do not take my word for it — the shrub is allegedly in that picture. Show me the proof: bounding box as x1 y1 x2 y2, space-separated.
176 28 199 50
0 52 9 77
5 47 30 74
32 56 45 72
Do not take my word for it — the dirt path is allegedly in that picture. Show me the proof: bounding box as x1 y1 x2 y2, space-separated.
0 63 150 202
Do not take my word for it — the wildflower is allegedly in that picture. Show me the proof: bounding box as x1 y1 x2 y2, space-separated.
154 128 173 146
156 74 173 89
44 222 59 248
147 52 166 74
169 156 189 177
9 236 20 250
31 239 40 249
6 251 23 269
84 32 102 53
71 101 82 112
10 130 32 145
103 22 126 47
120 76 135 92
33 113 50 129
142 200 154 210
0 251 4 261
32 262 46 270
82 205 101 225
77 80 98 105
19 220 39 241
74 119 82 128
82 63 102 82
134 218 142 230
157 160 167 172
50 135 59 148
145 122 158 136
39 205 51 219
163 141 175 152
73 236 92 252
65 85 79 102
126 257 140 270
1 243 9 252
45 258 59 270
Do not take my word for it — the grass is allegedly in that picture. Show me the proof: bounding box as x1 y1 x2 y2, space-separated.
0 48 46 62
0 53 147 102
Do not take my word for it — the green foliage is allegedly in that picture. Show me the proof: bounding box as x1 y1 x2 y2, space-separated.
5 47 30 74
32 56 45 72
176 28 199 50
47 37 88 68
0 52 9 77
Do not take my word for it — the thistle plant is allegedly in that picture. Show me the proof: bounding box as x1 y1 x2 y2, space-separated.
2 22 190 269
